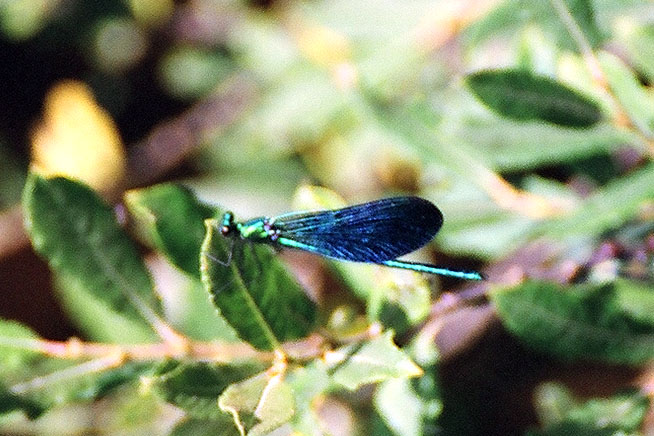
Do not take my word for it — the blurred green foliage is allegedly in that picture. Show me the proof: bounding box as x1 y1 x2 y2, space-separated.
1 0 654 435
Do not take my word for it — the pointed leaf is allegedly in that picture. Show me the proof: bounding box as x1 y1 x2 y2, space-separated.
492 280 654 364
148 361 263 420
22 174 158 343
218 372 294 436
466 69 602 127
200 219 317 351
124 184 217 277
330 331 423 390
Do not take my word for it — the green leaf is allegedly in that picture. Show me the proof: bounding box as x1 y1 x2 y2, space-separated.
218 372 294 436
491 280 654 364
531 382 648 435
148 361 263 420
599 51 654 137
124 184 217 277
543 163 654 238
533 382 577 428
527 422 633 436
200 219 317 351
124 185 240 341
52 272 157 344
406 333 443 424
170 417 242 436
22 174 158 343
466 69 602 127
96 384 166 434
330 331 423 390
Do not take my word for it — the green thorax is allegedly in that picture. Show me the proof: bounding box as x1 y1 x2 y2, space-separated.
221 211 277 242
238 218 272 241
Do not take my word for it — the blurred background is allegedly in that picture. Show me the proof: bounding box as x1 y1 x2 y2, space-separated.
1 0 654 434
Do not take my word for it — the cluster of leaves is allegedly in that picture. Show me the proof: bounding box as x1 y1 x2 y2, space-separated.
1 0 654 434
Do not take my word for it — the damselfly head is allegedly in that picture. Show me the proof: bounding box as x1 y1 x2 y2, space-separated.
220 211 236 236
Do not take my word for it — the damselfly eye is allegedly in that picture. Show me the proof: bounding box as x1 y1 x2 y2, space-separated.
221 225 231 236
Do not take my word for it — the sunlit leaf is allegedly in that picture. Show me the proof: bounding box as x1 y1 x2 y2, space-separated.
2 360 153 419
374 377 424 436
218 372 294 436
463 0 604 51
330 331 422 390
30 81 126 194
452 121 627 172
619 22 654 83
165 278 240 342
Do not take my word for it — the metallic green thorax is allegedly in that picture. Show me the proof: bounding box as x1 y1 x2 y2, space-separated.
220 211 280 243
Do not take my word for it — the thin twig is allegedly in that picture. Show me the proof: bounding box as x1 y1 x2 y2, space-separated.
0 335 305 363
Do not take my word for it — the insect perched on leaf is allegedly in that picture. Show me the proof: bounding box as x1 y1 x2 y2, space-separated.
217 197 482 280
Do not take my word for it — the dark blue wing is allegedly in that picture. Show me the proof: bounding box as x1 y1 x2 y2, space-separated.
272 197 443 262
